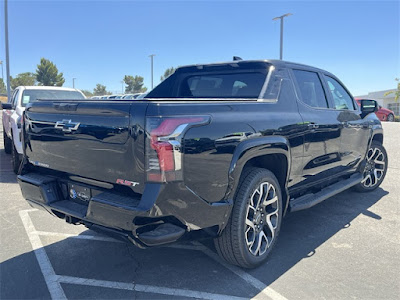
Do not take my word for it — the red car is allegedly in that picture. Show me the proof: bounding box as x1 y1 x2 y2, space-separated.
355 98 395 122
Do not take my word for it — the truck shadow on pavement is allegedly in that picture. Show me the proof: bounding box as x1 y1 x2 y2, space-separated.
0 185 388 299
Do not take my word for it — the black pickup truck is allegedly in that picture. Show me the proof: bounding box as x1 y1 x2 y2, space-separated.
18 60 387 268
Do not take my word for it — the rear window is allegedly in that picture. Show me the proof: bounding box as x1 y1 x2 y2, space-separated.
21 89 85 107
179 72 266 98
147 62 270 99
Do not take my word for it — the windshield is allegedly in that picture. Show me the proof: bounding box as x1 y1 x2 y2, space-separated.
21 89 85 107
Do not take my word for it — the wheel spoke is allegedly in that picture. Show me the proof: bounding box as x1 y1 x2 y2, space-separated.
246 217 255 230
253 231 268 256
263 195 278 207
361 173 371 186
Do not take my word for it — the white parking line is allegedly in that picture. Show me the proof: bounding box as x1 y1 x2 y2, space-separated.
33 230 124 243
57 275 249 300
193 242 288 300
19 209 260 300
19 209 67 300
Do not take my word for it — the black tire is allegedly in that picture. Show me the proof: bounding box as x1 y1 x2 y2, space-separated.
214 168 283 268
3 129 12 154
354 141 388 193
387 114 394 122
11 140 22 174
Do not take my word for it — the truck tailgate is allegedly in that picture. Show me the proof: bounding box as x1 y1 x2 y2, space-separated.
23 101 148 194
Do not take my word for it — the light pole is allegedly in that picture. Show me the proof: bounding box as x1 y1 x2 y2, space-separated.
72 77 76 88
149 54 155 89
272 13 292 60
121 81 124 94
0 60 4 81
4 0 11 101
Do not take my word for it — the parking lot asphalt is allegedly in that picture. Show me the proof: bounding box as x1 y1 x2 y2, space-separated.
1 115 399 300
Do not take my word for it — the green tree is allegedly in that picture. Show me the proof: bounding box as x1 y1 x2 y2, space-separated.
36 58 65 86
81 89 93 98
93 84 110 96
10 72 36 89
160 67 175 81
0 78 6 94
123 75 147 93
384 78 400 102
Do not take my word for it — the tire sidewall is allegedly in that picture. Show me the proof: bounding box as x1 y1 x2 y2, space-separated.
234 169 283 267
3 128 12 154
11 139 21 174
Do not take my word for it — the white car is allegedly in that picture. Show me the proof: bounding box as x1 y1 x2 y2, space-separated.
1 86 86 173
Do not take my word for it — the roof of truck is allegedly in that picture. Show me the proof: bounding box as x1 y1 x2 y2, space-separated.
178 59 327 73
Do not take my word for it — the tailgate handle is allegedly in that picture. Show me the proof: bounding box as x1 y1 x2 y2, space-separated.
53 103 78 111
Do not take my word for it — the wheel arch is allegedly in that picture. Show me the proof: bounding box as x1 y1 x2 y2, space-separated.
225 136 291 215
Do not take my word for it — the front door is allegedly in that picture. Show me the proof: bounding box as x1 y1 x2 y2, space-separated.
322 75 370 171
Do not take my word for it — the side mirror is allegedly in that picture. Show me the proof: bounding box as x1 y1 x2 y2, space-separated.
1 103 12 110
360 99 378 116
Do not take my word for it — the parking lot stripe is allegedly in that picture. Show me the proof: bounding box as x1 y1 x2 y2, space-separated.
20 209 286 300
33 230 125 243
57 275 249 300
19 210 67 300
192 242 288 300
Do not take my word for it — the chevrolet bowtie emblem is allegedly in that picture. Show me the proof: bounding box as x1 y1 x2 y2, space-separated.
54 119 80 133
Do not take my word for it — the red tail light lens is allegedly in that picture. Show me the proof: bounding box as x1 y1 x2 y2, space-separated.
146 116 210 182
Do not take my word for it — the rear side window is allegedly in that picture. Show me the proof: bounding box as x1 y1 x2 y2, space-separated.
324 75 355 110
179 72 266 98
292 70 328 108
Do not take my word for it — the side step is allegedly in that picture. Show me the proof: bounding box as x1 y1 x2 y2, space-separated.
138 223 185 246
289 173 363 212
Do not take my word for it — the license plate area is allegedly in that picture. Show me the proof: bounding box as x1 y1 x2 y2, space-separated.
68 183 92 203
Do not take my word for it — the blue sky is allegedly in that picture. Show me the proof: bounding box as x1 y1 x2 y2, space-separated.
0 0 398 95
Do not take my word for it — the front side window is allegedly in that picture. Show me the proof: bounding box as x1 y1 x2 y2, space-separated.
292 70 328 108
324 76 355 110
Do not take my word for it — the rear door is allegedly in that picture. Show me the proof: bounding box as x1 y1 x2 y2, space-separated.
290 68 343 190
24 101 148 194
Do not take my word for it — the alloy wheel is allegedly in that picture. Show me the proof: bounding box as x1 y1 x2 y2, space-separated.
245 181 279 256
361 147 386 188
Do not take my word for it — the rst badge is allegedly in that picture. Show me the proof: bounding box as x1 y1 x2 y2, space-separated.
116 179 139 187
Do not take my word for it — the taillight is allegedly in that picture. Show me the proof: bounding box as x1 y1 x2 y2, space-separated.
146 116 210 182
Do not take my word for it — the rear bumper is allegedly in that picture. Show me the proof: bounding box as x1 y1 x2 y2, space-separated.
18 173 231 247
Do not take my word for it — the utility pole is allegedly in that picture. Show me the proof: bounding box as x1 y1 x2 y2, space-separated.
4 0 11 101
73 77 76 88
272 13 292 60
121 81 124 94
149 54 155 89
